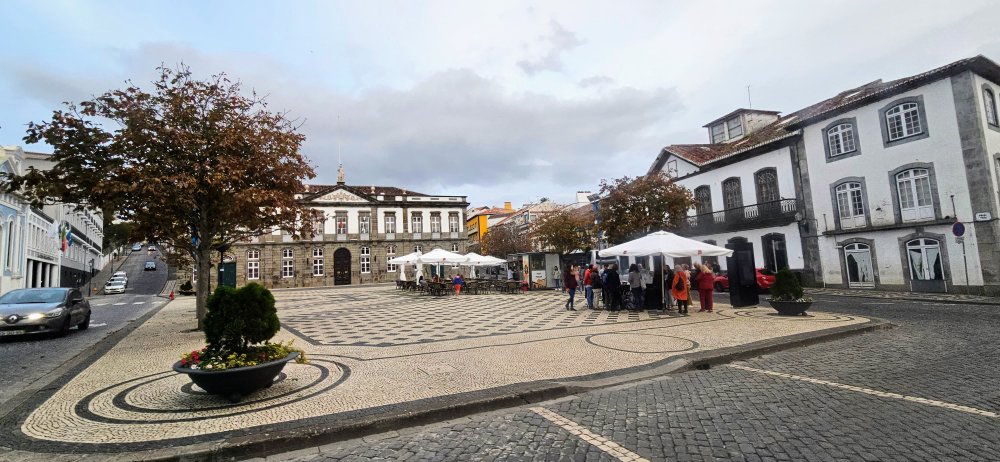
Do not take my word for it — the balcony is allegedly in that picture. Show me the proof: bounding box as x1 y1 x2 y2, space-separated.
679 199 799 235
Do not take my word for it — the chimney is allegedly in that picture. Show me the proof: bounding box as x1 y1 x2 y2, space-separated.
504 201 512 210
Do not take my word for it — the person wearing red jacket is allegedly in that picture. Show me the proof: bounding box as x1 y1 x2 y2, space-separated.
695 264 716 312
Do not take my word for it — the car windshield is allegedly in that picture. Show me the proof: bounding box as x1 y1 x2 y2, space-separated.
107 282 125 287
0 289 66 304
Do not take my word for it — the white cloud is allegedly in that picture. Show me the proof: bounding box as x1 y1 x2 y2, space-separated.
517 20 584 75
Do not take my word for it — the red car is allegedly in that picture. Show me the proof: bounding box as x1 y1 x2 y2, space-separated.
713 268 776 292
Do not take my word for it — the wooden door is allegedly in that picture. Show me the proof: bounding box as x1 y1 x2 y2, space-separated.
333 248 352 285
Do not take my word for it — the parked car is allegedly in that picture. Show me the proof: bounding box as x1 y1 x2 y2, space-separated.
113 271 127 278
0 288 91 337
104 280 126 294
131 243 142 251
713 268 777 292
144 261 157 271
148 245 156 252
108 276 127 287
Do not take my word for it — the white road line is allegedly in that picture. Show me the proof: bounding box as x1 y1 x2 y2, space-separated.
132 301 145 305
530 407 649 462
89 323 107 327
727 364 998 418
91 303 108 307
112 302 127 306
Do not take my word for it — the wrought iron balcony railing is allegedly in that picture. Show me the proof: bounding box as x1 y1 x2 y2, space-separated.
679 198 798 235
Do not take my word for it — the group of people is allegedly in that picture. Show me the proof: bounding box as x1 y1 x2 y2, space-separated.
416 273 466 295
560 261 720 315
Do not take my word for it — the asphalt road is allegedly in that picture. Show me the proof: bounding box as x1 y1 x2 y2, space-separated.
274 294 1000 462
0 247 168 408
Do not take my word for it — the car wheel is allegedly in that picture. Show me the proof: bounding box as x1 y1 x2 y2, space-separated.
78 311 91 330
57 317 72 337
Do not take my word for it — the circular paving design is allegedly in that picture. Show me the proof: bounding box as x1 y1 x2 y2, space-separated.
732 309 856 322
73 359 350 425
585 332 699 353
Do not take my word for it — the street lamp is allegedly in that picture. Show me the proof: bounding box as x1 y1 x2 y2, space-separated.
87 258 95 297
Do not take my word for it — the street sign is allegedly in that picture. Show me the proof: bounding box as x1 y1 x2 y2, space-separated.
952 222 965 237
975 212 992 221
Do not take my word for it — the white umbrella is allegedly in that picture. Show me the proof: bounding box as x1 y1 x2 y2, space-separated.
388 251 423 264
416 248 469 265
599 231 734 259
599 231 733 309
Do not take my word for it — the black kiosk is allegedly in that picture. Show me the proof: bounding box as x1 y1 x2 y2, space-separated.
725 238 759 307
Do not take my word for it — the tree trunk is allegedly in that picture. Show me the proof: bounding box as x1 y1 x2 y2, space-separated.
195 246 213 330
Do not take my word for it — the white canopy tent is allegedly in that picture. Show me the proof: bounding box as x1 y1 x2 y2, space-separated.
461 252 507 278
598 231 734 308
416 248 469 264
388 251 423 281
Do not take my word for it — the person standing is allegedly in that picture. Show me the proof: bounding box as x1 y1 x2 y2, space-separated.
552 266 562 291
627 264 644 311
590 264 603 309
453 273 464 296
663 265 675 310
605 264 622 310
695 264 715 312
583 264 595 309
671 264 691 315
564 264 579 311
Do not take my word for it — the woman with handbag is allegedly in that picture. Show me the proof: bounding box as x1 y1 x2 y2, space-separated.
671 264 691 315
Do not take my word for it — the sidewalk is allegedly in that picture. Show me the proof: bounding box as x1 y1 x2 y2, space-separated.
0 287 886 461
807 287 1000 305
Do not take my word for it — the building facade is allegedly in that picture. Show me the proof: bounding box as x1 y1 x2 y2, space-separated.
465 202 514 253
0 147 105 296
229 177 468 288
649 55 1000 295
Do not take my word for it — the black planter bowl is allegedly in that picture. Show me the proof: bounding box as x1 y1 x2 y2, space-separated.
173 351 299 402
767 300 812 316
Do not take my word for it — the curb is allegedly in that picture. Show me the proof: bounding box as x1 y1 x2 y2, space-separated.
120 318 892 461
807 291 1000 306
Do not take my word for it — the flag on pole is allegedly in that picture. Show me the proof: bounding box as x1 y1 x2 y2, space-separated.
65 224 74 248
59 222 69 252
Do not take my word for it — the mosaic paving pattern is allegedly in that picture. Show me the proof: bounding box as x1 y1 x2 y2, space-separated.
278 289 671 346
6 286 871 452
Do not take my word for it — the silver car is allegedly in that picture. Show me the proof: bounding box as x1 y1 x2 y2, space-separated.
0 288 91 337
104 281 126 294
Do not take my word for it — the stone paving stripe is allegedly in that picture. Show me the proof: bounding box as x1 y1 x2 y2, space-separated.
727 364 999 418
530 406 649 462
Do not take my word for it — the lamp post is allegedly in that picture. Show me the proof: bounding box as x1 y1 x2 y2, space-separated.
87 258 94 297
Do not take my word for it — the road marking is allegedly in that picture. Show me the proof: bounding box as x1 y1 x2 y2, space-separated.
728 364 998 418
91 303 108 307
89 323 107 328
530 407 648 462
132 301 145 305
113 302 127 306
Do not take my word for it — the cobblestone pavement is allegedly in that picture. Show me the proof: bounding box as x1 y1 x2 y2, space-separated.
0 286 870 455
806 286 1000 304
270 295 1000 462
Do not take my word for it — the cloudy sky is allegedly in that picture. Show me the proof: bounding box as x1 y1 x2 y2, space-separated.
3 1 1000 208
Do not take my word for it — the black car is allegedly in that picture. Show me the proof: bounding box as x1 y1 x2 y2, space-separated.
0 288 91 337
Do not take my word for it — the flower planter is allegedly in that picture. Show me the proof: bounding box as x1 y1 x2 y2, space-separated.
767 300 812 316
172 351 298 402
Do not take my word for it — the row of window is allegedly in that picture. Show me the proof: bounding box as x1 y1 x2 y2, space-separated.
710 116 743 143
822 97 928 160
312 214 462 235
245 244 461 278
693 168 780 214
833 166 935 229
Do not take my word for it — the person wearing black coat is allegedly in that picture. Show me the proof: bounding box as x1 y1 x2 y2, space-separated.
663 266 675 310
605 264 622 310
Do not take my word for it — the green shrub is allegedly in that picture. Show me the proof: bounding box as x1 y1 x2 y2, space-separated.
769 268 804 301
203 283 279 353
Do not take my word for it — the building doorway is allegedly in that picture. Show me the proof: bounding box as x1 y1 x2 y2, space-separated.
843 243 875 289
762 234 788 272
333 248 352 285
906 238 945 293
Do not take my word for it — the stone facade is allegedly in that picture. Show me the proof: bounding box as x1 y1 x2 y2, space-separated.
228 182 468 289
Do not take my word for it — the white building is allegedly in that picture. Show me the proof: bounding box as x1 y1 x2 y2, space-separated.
0 147 106 296
649 109 807 277
648 55 1000 295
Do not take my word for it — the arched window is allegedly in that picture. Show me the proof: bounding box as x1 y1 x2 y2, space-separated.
281 248 294 278
722 178 743 210
827 123 857 156
754 168 780 203
906 238 943 281
694 186 712 215
885 102 922 140
246 250 260 280
985 88 998 126
835 182 865 228
312 248 324 276
896 168 933 221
